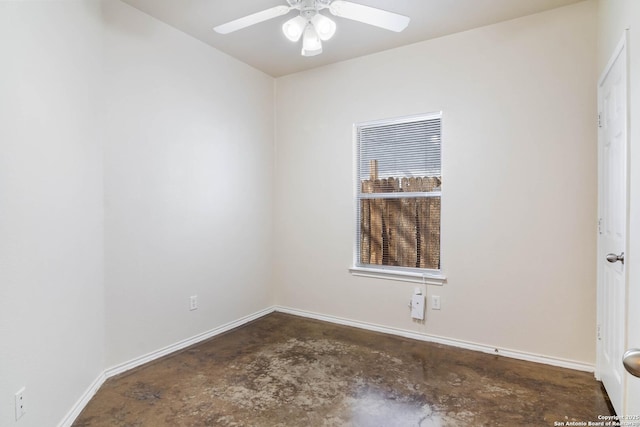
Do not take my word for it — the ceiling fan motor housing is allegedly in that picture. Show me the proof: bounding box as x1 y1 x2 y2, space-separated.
287 0 332 13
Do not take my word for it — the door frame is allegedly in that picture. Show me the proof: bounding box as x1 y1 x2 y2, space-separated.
596 31 630 414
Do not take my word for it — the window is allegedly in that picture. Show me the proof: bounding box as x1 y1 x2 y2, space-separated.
351 112 444 284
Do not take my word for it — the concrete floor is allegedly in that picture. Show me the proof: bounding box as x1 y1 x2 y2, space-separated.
74 313 613 426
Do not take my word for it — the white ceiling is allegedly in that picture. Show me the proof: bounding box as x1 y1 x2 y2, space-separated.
120 0 585 77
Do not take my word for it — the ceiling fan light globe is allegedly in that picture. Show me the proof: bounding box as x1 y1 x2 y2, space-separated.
282 15 307 42
302 23 322 53
301 45 323 56
311 14 336 41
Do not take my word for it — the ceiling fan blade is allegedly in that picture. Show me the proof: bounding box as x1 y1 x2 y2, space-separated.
214 5 291 35
329 1 409 32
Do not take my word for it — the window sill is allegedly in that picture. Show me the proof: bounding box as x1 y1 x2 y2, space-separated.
349 266 446 286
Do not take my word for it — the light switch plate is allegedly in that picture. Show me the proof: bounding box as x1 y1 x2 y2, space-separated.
431 295 441 310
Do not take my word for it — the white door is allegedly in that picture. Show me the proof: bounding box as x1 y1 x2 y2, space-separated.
597 34 628 416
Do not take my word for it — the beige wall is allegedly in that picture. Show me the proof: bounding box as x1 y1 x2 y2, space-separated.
0 2 105 426
274 1 598 364
102 0 275 367
597 0 640 415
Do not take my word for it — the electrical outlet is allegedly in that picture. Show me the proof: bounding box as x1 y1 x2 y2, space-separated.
15 387 25 420
189 295 198 311
431 295 441 310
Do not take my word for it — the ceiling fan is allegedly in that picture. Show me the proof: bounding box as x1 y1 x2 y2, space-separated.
213 0 410 57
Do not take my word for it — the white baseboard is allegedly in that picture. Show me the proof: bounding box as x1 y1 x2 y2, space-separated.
274 306 595 373
57 372 107 427
104 306 275 378
58 306 275 427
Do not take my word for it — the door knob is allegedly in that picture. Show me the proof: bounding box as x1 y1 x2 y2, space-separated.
623 349 640 378
606 252 624 264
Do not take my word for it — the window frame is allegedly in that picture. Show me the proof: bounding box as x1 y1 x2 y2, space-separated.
350 112 446 285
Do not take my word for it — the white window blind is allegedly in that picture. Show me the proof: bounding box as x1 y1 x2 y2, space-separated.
355 112 442 272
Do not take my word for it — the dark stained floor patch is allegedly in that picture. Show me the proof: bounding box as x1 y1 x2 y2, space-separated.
73 313 613 426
